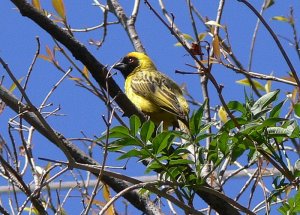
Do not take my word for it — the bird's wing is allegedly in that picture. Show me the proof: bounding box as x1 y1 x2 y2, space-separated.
131 71 187 119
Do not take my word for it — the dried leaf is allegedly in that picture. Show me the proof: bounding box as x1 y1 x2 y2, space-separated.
69 77 83 82
265 80 272 93
205 20 224 28
236 78 265 91
38 54 52 62
182 33 194 41
212 36 221 60
46 45 55 61
174 42 183 47
198 32 207 41
32 0 41 11
190 43 202 56
218 106 228 123
52 0 66 20
23 207 39 214
82 66 89 79
272 16 290 23
9 77 24 92
264 0 274 9
103 184 115 215
281 75 297 83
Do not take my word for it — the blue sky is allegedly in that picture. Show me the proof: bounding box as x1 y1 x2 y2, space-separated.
1 0 300 214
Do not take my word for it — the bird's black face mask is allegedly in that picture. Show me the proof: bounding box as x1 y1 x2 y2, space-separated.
113 56 139 78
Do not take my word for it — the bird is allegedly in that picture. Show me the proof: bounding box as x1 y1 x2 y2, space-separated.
113 52 189 129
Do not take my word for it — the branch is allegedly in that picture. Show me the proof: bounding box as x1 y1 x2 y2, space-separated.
238 0 300 89
10 0 146 122
108 0 145 52
0 84 161 215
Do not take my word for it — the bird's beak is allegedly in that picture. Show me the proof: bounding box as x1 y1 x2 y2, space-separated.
113 62 126 71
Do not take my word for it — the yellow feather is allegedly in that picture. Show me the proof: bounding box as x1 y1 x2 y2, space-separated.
115 52 189 128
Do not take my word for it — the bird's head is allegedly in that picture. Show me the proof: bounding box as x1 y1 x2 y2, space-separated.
113 52 157 78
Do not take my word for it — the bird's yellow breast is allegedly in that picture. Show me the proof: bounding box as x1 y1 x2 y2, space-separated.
125 73 159 113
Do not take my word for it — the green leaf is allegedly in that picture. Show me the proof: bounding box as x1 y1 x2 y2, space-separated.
251 90 280 116
294 103 300 117
227 101 246 114
270 100 285 118
190 100 206 135
220 117 248 131
152 132 174 154
107 126 131 139
129 115 141 136
169 159 194 166
146 158 166 172
118 149 143 160
258 118 287 130
140 120 155 142
108 137 141 150
266 127 293 137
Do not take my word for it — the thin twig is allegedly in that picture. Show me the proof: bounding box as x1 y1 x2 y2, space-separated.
238 0 300 89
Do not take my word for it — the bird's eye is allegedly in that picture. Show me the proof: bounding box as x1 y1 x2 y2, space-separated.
128 57 135 64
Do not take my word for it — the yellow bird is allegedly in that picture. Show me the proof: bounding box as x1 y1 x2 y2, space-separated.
114 52 189 129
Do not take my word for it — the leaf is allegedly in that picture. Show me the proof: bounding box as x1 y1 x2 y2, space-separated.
45 45 55 61
118 149 143 160
205 20 224 28
294 103 300 117
23 207 40 214
265 80 272 93
212 35 221 60
129 115 141 136
189 100 206 135
174 42 183 47
152 132 174 154
182 33 194 41
264 0 274 9
108 137 141 150
69 77 83 82
198 33 207 41
140 120 155 142
102 184 115 215
236 78 265 91
52 0 66 20
250 90 280 116
266 127 293 137
9 77 24 92
168 159 194 166
38 54 52 62
227 101 246 114
272 16 290 23
105 126 130 139
32 0 41 11
82 66 89 79
269 100 285 118
218 106 228 123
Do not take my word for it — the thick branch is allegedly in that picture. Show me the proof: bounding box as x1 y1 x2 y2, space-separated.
0 85 161 215
10 0 146 122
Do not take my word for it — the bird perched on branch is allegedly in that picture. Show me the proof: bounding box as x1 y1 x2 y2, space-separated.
114 52 189 129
